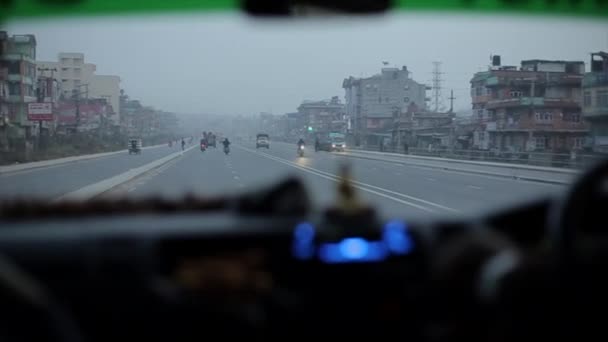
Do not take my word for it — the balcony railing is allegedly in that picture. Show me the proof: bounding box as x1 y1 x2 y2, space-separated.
486 97 579 109
582 72 608 88
493 120 589 131
583 106 608 118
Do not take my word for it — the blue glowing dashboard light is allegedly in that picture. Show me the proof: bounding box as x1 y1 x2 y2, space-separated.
292 222 316 260
319 238 388 263
291 220 414 263
382 220 414 255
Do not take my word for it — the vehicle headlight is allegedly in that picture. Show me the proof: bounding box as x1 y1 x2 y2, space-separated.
332 144 336 147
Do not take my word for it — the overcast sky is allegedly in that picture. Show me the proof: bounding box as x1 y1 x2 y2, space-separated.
4 12 607 116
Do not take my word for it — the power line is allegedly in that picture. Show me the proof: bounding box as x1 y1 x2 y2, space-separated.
431 61 444 112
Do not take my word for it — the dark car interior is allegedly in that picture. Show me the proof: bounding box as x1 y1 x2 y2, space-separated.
0 158 607 341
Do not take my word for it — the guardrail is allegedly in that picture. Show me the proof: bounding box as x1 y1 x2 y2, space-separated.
340 148 576 185
351 145 603 170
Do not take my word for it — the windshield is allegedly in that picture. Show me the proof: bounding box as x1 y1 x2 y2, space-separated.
1 11 606 219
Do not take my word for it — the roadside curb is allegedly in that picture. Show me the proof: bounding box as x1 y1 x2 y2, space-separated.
54 145 196 202
334 152 571 185
0 143 167 175
346 148 579 175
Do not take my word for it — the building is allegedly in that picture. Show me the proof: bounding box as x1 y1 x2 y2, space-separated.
0 32 8 152
0 31 37 144
89 75 120 125
343 66 428 147
392 102 456 150
582 51 608 153
297 96 345 139
470 58 588 152
37 53 121 126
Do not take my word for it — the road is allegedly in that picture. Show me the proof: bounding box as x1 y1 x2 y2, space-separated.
0 140 568 219
97 140 566 220
0 144 178 200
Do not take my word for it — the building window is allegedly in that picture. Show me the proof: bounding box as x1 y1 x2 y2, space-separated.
378 97 382 103
7 61 20 74
583 91 592 107
597 90 608 107
475 87 483 96
535 112 553 122
8 82 20 96
535 136 547 150
565 113 580 122
404 97 410 103
509 91 522 98
574 137 584 149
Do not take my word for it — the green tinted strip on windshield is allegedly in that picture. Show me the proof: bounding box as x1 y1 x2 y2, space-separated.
2 0 607 19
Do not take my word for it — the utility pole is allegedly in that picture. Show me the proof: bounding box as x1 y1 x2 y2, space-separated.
72 83 89 133
431 61 444 112
448 89 455 113
36 67 57 148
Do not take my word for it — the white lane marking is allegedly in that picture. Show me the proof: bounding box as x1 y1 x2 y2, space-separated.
127 187 136 193
238 146 459 214
136 181 145 186
468 185 482 190
427 178 436 182
395 172 402 176
55 145 197 202
233 176 240 180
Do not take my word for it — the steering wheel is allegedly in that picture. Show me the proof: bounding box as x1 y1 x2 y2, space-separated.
548 158 608 263
0 253 83 342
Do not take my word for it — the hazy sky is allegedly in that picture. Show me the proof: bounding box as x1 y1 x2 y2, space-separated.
4 12 607 116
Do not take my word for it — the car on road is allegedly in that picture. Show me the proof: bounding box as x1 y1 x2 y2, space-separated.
256 133 270 149
329 138 346 152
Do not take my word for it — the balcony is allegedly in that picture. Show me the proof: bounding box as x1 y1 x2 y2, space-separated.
495 120 589 132
582 72 608 88
583 106 608 119
6 74 33 85
486 97 579 109
0 54 35 64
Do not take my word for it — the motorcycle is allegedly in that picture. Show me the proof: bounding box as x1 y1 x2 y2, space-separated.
224 145 230 155
200 142 207 152
298 145 305 157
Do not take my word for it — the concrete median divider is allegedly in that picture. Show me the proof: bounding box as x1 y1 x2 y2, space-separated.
340 149 576 185
0 143 167 175
54 145 196 202
346 148 579 174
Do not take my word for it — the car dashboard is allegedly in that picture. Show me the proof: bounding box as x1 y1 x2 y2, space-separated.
0 157 605 342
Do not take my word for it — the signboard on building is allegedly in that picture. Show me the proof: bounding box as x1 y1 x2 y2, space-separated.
27 102 54 121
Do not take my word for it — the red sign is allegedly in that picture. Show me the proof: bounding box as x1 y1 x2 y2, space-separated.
27 103 54 121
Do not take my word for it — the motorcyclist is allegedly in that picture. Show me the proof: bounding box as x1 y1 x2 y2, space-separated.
181 138 185 150
297 138 305 148
222 138 231 148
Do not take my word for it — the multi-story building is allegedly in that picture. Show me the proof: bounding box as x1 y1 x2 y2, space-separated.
88 74 120 125
470 58 588 152
0 32 8 152
297 96 345 137
343 66 428 147
582 51 608 153
0 31 37 143
38 53 121 126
